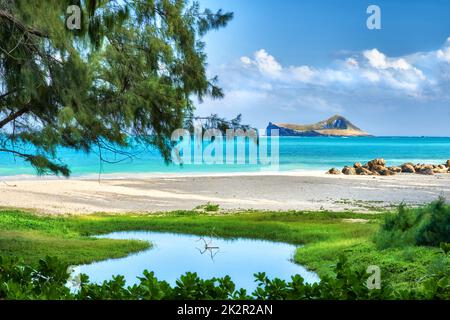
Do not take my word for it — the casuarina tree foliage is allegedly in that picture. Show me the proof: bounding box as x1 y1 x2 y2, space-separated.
0 0 233 176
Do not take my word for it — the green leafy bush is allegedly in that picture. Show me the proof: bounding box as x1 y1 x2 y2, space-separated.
416 199 450 246
374 205 421 248
375 199 450 248
195 203 220 212
1 255 448 300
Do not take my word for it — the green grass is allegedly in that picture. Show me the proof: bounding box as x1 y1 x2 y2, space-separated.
0 208 441 290
0 210 150 265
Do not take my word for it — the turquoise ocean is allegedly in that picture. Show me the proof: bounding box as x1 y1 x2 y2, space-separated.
1 137 450 177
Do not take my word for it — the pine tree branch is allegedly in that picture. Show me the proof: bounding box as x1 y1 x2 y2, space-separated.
0 88 20 101
0 148 70 177
0 106 30 129
0 10 49 38
0 147 29 158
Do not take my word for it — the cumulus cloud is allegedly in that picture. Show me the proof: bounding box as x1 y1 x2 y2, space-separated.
239 46 432 93
197 38 450 134
364 49 410 70
437 47 450 62
241 49 283 78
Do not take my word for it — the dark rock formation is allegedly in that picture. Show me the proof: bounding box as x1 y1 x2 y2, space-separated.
342 166 356 175
327 168 341 175
330 159 450 176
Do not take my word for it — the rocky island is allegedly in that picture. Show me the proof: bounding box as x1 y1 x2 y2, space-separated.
267 115 370 137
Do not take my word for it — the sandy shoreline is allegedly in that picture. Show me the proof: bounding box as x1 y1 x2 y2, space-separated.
1 171 450 214
0 169 327 181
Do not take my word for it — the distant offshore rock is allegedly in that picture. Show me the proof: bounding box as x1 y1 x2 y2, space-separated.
267 115 370 137
327 159 450 176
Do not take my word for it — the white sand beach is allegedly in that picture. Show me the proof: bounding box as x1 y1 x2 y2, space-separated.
1 171 450 214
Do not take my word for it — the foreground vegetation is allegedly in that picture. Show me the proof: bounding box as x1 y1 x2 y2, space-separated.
1 253 447 300
0 201 449 299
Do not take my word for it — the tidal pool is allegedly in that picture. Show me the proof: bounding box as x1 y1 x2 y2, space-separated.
73 231 320 292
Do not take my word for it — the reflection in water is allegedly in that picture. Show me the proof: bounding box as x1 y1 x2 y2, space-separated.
73 231 320 292
196 232 220 261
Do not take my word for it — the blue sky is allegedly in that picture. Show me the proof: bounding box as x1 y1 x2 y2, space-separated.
196 0 450 136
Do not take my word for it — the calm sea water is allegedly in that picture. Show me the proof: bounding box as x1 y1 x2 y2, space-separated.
1 137 450 176
72 231 319 292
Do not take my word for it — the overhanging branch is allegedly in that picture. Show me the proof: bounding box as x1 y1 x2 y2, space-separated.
0 148 31 161
0 10 49 38
0 106 30 129
0 88 21 101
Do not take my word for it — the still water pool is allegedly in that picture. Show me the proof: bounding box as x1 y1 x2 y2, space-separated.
73 231 319 292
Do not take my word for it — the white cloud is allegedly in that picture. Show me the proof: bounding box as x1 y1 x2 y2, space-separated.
238 46 433 93
361 70 380 82
241 49 282 78
345 57 359 69
364 49 388 69
240 56 253 66
197 38 450 131
363 49 411 70
437 47 450 62
290 65 315 82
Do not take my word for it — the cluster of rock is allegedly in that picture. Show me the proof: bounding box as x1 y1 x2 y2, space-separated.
328 159 450 176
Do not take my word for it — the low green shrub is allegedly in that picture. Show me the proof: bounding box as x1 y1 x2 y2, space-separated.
195 203 220 212
416 199 450 246
374 205 420 248
375 198 450 248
